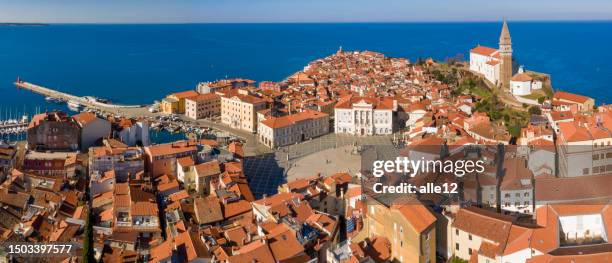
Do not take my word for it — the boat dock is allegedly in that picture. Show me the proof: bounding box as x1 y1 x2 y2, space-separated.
0 115 28 136
15 78 144 110
0 122 28 135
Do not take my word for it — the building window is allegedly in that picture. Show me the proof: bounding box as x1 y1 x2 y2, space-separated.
456 229 459 235
456 243 459 250
583 168 589 175
469 248 472 255
468 234 472 241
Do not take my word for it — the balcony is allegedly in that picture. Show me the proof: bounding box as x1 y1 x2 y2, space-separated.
561 231 605 246
116 221 132 227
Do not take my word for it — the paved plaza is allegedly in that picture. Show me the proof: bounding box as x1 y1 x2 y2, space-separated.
286 145 362 180
243 133 396 198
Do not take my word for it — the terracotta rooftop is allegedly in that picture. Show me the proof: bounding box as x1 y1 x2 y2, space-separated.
72 111 99 127
511 73 533 82
260 109 328 129
194 197 223 224
145 140 198 157
554 91 592 104
170 90 199 99
391 204 437 233
470 45 499 56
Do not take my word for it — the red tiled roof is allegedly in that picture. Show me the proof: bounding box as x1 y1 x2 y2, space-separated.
554 91 592 104
171 90 199 99
511 73 533 82
392 204 437 233
471 46 499 56
72 112 98 126
145 140 198 157
185 93 220 102
334 95 394 110
260 109 328 129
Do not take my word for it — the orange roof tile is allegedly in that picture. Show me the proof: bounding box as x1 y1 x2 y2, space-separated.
511 73 533 82
260 109 328 129
470 46 499 56
554 91 592 104
392 204 437 233
171 90 199 99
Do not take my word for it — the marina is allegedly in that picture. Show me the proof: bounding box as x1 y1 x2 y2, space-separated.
0 114 28 137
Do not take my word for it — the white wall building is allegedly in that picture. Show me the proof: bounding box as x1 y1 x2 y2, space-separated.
469 46 501 85
220 90 267 133
510 67 543 96
73 112 111 151
116 120 150 146
556 117 612 177
334 95 396 136
257 109 329 148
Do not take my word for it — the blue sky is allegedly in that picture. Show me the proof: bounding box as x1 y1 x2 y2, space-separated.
1 0 611 23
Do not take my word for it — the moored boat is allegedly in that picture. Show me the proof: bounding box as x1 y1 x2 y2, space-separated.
67 100 83 111
45 97 63 103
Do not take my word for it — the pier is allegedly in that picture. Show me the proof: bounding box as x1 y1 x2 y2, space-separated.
14 78 159 123
15 79 145 110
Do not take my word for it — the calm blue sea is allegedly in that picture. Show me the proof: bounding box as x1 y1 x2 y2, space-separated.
1 22 611 119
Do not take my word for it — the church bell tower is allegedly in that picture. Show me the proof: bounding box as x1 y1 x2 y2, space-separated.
499 19 513 90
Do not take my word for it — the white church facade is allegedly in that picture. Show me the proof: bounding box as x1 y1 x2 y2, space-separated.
469 46 501 85
469 20 515 92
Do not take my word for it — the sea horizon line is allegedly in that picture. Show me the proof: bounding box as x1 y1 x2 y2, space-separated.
2 19 611 26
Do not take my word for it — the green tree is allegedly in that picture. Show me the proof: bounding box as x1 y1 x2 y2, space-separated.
528 106 542 115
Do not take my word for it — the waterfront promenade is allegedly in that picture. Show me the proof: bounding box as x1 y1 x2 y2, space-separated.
13 80 279 156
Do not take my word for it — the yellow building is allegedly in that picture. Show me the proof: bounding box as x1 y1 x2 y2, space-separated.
161 90 199 114
160 97 179 114
366 198 437 263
